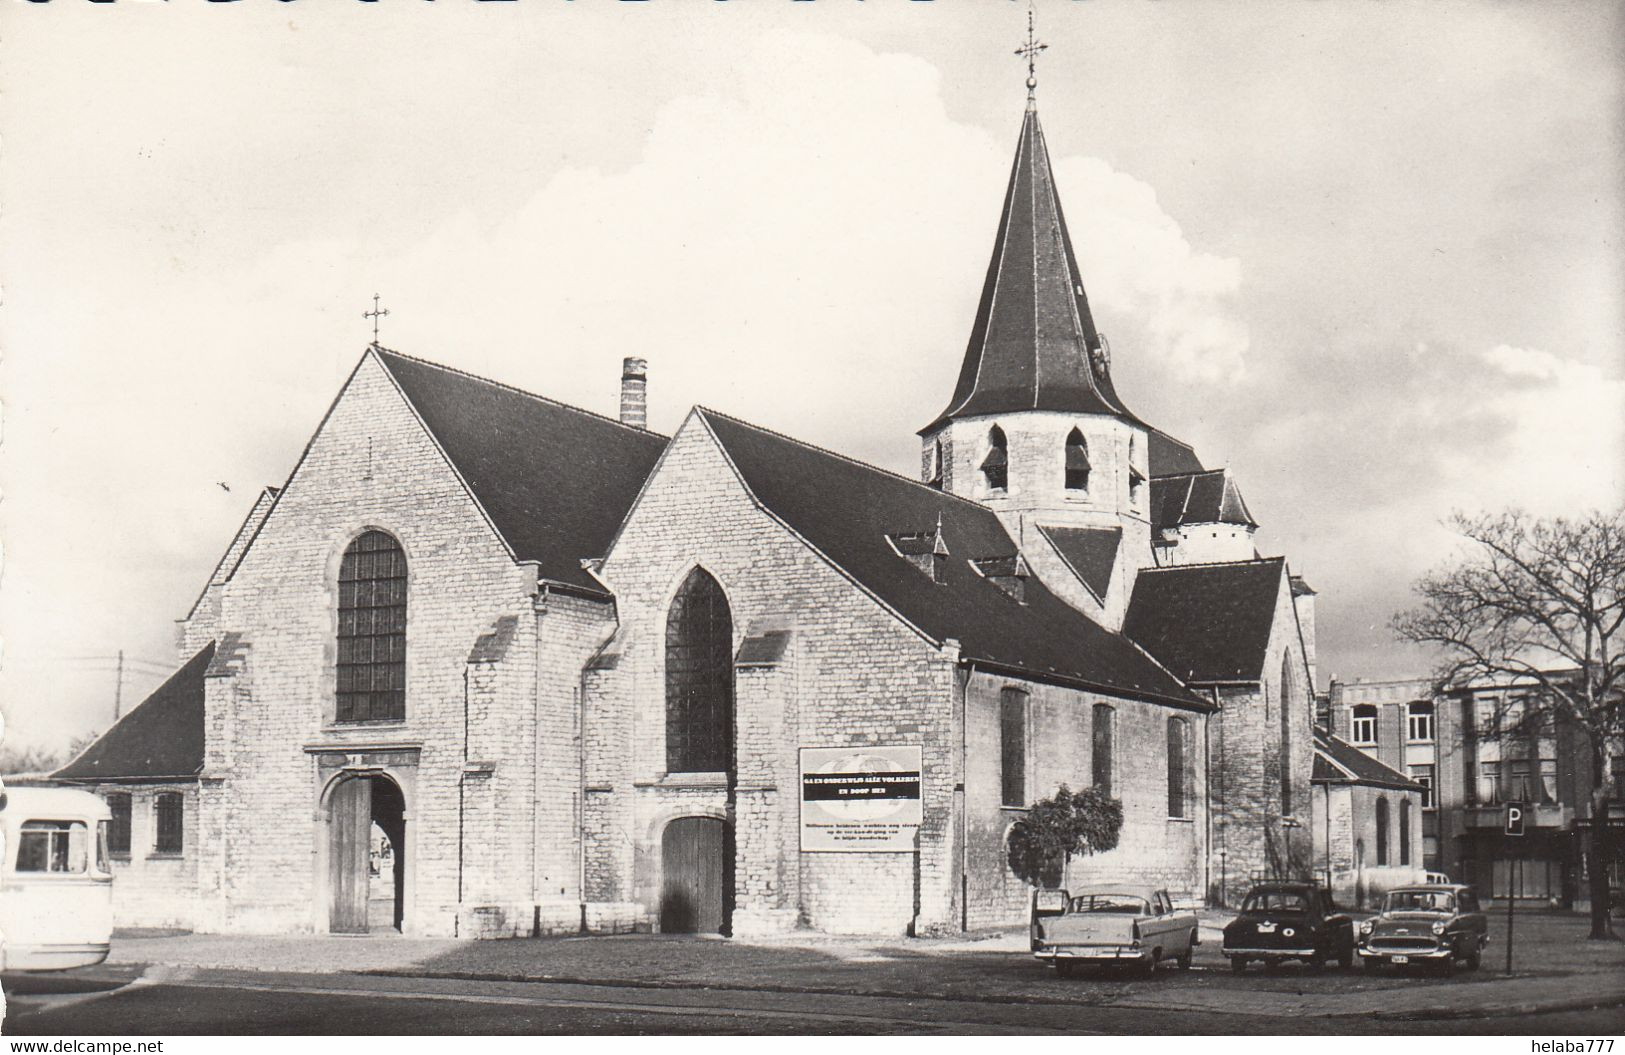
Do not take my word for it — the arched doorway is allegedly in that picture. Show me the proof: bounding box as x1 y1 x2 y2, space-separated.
328 773 406 934
660 816 732 935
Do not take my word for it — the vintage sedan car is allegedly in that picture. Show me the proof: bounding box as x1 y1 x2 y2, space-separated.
1358 883 1487 973
1031 885 1199 976
1222 882 1355 971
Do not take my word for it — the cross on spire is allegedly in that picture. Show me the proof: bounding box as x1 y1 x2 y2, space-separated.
1015 3 1048 109
364 293 390 345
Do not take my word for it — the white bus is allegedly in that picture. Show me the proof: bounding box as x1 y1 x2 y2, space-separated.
0 784 114 970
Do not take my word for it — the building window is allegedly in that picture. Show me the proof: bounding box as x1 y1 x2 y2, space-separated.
1611 757 1625 802
1539 758 1557 803
1128 437 1144 503
1409 764 1435 809
981 426 1008 491
1375 797 1390 866
1350 704 1378 746
1406 700 1435 743
1400 799 1412 866
1167 717 1189 818
336 529 407 723
106 793 132 855
1001 688 1028 808
1506 759 1535 803
1478 761 1502 805
1092 704 1114 797
1280 652 1295 816
154 792 184 854
926 438 945 490
1064 429 1090 491
16 821 88 873
665 567 734 774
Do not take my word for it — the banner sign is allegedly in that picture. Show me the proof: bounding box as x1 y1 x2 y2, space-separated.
799 745 923 853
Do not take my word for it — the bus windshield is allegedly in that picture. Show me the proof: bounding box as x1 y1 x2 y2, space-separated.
16 820 89 874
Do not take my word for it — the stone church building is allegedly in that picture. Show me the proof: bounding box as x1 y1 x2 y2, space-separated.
56 99 1340 938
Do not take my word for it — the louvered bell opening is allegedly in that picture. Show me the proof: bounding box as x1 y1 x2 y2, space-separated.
1065 441 1090 491
981 445 1008 490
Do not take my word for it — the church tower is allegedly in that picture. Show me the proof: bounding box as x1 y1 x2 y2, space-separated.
920 92 1160 623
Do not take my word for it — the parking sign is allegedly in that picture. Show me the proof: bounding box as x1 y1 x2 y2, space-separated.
1504 802 1526 837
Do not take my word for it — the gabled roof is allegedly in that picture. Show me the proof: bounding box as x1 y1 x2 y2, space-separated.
185 486 280 620
375 349 668 594
923 108 1140 434
54 644 215 783
697 409 1205 710
1150 468 1257 531
1312 728 1423 791
1037 525 1120 601
1121 558 1286 683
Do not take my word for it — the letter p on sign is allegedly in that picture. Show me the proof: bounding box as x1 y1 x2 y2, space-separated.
1504 803 1525 837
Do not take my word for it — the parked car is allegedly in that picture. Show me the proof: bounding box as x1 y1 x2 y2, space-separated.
1357 883 1488 974
1031 885 1199 977
1221 882 1355 972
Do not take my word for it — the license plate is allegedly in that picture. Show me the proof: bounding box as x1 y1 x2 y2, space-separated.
1258 922 1276 933
1391 955 1409 964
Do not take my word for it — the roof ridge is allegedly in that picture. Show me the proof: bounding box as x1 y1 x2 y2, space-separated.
1150 467 1227 483
695 406 1003 518
372 345 669 440
1136 555 1285 573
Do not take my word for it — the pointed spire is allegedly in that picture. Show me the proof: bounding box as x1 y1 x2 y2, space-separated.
922 103 1145 436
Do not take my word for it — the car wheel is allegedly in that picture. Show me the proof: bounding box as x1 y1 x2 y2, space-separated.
1338 944 1354 970
1308 953 1326 972
1464 946 1482 971
1177 937 1194 970
1362 958 1381 974
1230 957 1248 973
1055 961 1081 979
1262 959 1281 974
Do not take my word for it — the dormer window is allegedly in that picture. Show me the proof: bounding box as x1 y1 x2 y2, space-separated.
1065 429 1090 491
971 554 1029 603
981 426 1008 491
888 527 949 584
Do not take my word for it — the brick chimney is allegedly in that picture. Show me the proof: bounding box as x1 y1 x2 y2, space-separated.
619 357 647 429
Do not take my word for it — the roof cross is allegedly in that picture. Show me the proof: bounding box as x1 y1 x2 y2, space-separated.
364 293 390 344
1015 4 1048 109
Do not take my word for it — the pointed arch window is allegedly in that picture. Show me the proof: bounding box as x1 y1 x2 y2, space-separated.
1281 652 1296 816
926 437 945 490
337 529 407 723
1167 717 1190 818
1064 429 1090 491
1092 704 1115 797
665 568 735 774
1399 799 1413 866
981 426 1008 491
1375 797 1391 866
1128 437 1144 503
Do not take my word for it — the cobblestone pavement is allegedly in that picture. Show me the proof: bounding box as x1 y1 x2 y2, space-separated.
97 910 1625 1025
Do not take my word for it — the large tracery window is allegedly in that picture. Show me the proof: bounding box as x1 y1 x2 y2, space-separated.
665 568 735 774
337 530 407 723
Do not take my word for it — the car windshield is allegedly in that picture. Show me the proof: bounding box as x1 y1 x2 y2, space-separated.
1242 891 1309 913
1386 890 1455 913
1070 894 1149 914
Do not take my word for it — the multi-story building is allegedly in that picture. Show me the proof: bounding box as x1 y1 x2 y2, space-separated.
1328 674 1624 908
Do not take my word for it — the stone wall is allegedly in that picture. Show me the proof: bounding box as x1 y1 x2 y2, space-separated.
192 351 549 937
961 671 1209 928
93 783 200 929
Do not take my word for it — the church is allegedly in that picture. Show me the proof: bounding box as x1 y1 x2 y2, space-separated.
54 85 1352 939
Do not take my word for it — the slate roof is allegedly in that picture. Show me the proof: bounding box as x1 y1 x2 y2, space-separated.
1312 728 1423 791
1149 430 1205 477
1150 469 1257 531
1038 525 1120 601
54 644 215 783
1121 558 1285 683
698 409 1205 710
377 349 668 594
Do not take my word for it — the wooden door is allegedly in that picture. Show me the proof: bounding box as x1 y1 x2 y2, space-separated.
660 817 728 934
328 776 371 934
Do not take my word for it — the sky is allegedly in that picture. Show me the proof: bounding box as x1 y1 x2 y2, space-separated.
2 0 1621 754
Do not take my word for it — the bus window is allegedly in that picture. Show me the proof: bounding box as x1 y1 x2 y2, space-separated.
16 820 89 874
97 820 111 873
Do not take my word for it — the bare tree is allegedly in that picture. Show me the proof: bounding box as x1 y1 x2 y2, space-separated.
1394 509 1624 940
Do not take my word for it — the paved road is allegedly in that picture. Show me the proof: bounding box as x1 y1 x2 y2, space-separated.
6 965 1624 1035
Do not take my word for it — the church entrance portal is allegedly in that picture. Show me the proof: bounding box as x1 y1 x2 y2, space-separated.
660 816 732 935
328 774 405 934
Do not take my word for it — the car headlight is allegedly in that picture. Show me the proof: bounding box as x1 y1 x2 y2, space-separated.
1431 922 1448 936
1359 920 1374 936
